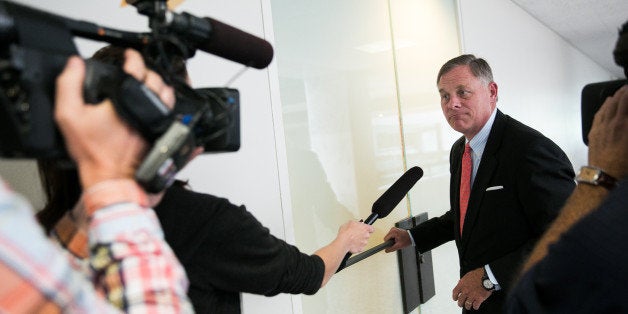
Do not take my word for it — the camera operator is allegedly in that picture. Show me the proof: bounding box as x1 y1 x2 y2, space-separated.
0 50 192 312
37 45 375 314
507 21 628 313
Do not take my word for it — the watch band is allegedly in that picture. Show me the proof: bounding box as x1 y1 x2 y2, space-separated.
576 166 618 190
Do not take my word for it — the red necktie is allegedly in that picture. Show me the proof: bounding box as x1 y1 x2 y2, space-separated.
459 143 472 235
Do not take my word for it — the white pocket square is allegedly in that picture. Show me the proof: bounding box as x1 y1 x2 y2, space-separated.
486 186 504 191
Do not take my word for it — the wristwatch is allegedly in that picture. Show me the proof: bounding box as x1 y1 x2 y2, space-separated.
482 269 495 291
576 166 618 190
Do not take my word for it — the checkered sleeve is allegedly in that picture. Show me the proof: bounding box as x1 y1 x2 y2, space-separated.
88 203 193 313
0 178 193 313
0 180 117 313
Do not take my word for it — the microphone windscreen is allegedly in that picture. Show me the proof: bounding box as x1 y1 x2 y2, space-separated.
201 17 274 69
371 166 423 217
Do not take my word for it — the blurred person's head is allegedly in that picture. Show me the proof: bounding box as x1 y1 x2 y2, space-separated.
37 45 191 232
92 45 189 82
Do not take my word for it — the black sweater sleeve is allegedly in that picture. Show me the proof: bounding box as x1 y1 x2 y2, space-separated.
155 185 325 297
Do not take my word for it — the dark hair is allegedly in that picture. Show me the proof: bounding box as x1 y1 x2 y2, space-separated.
437 54 494 85
36 160 81 233
614 20 628 77
92 45 189 81
36 160 189 232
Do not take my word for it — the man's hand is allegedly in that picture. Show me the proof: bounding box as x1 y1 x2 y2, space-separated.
452 267 492 311
588 84 628 180
54 50 175 189
383 227 411 253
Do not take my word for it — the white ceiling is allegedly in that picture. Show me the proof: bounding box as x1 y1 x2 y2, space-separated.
511 0 627 78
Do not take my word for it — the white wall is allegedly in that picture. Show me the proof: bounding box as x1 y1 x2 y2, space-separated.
458 0 614 168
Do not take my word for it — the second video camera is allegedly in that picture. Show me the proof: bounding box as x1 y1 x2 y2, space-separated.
581 20 627 145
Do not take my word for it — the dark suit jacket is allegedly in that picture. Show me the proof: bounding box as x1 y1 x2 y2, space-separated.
409 110 575 313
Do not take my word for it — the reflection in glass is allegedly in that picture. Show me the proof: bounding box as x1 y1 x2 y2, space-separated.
270 0 460 313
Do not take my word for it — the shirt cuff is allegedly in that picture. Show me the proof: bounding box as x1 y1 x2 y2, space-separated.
82 179 148 217
484 264 502 291
89 203 164 244
406 229 416 246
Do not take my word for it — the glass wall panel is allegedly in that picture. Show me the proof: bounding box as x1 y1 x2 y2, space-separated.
270 1 459 312
389 1 461 313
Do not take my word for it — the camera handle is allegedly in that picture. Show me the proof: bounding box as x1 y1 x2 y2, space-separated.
83 59 173 142
136 119 197 193
83 59 199 192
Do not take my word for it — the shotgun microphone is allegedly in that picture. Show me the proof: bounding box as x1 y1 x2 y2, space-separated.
166 12 274 69
336 166 423 272
199 16 274 69
365 166 424 224
125 1 275 69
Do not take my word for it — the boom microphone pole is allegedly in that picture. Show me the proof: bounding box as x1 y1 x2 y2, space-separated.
344 239 395 268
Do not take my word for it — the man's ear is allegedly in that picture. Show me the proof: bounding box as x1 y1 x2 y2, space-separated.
489 81 499 103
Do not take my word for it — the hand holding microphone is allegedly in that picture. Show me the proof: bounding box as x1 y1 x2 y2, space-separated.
337 220 375 254
336 166 424 272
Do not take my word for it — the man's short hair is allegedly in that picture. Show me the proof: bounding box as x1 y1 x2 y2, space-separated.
437 54 494 85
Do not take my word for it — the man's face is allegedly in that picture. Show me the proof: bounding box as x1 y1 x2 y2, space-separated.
438 65 497 139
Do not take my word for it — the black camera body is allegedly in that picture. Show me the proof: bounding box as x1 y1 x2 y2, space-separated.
0 1 78 158
581 21 628 145
581 79 625 145
0 0 265 192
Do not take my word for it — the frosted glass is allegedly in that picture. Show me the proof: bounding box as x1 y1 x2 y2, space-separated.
270 0 460 313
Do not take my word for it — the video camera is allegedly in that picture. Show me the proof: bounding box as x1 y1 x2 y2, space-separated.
0 0 273 192
581 20 627 145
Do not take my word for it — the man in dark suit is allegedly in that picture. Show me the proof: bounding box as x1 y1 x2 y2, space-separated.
384 54 575 313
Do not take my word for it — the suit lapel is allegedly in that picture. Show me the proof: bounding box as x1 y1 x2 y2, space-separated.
459 110 506 254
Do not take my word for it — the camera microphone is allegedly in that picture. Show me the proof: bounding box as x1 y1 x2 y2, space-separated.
169 12 274 69
201 16 274 69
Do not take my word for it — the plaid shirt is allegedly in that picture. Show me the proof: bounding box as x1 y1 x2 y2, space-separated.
0 179 193 313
